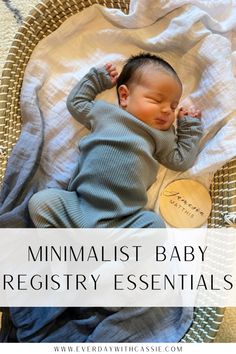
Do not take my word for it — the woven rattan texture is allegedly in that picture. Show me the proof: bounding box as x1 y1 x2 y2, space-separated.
181 158 236 342
209 158 236 228
0 0 235 343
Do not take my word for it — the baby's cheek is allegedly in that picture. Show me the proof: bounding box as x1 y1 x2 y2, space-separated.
168 114 176 127
171 111 176 119
151 105 160 114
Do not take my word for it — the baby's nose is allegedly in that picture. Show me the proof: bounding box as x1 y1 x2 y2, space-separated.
161 105 171 114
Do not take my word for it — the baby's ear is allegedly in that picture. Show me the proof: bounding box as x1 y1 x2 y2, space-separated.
117 85 129 107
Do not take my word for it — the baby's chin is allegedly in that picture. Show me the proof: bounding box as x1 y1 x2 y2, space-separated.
154 126 172 131
150 121 173 131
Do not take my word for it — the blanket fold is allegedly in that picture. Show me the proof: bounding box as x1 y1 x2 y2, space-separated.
11 307 193 343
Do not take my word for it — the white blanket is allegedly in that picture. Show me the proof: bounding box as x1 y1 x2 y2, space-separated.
21 0 236 215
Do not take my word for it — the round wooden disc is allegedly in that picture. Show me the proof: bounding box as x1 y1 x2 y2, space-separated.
159 179 212 228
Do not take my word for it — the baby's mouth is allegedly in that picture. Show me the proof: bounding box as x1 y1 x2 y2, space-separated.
155 118 167 124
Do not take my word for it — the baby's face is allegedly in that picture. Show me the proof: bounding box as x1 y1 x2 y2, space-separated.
118 69 182 131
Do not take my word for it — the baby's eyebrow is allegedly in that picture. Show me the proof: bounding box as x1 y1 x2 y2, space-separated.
155 94 179 103
150 91 180 103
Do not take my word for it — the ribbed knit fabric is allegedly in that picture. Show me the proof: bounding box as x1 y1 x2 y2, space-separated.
29 67 202 228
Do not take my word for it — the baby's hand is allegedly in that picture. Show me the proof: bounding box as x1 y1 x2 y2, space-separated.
105 63 119 86
178 106 201 119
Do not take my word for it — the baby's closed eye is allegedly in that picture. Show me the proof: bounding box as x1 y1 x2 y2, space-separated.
146 97 162 104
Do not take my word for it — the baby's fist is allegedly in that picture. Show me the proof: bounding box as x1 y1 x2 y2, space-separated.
105 63 119 86
178 106 201 119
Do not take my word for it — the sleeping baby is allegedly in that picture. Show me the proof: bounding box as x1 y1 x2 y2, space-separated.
28 52 202 228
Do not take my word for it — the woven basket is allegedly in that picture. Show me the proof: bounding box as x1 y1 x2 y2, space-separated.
0 0 235 343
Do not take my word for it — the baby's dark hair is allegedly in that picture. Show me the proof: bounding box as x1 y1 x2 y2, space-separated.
116 52 182 100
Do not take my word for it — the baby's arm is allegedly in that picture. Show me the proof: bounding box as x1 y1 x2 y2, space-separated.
67 64 118 129
155 107 203 171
